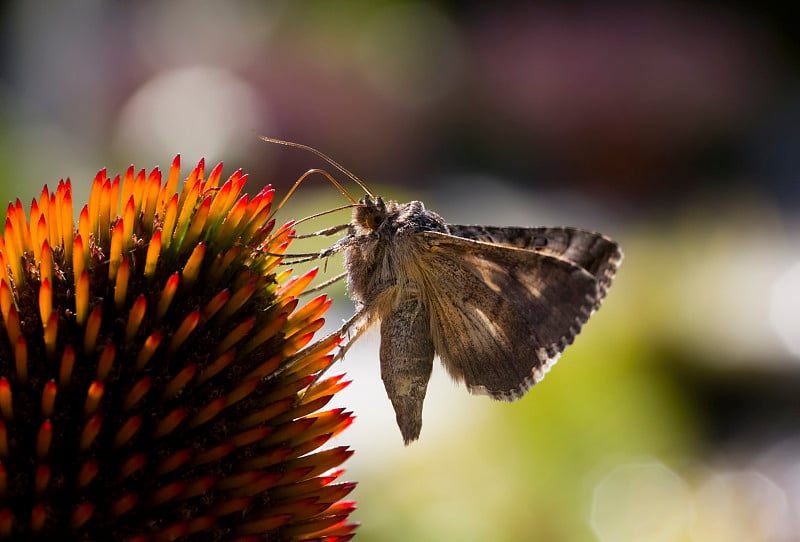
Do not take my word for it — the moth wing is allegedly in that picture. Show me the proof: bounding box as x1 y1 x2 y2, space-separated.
447 225 619 297
418 230 621 401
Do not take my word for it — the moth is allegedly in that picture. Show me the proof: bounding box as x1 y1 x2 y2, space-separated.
262 137 622 444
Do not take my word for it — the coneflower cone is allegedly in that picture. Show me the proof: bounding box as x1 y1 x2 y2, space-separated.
0 157 357 541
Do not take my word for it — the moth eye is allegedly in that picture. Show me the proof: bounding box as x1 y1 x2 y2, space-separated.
372 215 384 228
533 236 548 248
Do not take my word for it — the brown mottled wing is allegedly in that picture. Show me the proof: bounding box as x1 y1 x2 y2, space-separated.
419 230 621 401
446 225 619 297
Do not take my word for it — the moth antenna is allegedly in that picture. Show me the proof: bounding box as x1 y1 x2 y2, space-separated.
259 135 376 199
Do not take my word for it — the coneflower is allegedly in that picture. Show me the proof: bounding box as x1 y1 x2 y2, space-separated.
0 157 357 540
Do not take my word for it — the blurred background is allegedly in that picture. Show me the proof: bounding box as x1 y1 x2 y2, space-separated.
2 1 799 540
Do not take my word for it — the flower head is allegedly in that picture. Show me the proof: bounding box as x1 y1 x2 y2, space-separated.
0 157 357 540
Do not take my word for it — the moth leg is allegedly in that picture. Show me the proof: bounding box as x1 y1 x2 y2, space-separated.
299 272 347 297
380 297 434 445
296 307 370 396
291 223 350 239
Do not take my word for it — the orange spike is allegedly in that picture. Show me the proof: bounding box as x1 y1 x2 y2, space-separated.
75 269 90 326
209 245 242 282
276 267 319 298
70 502 94 529
79 415 102 451
3 219 21 284
187 397 227 429
136 332 162 371
158 156 181 216
0 508 12 536
238 398 294 429
204 161 224 191
122 196 135 251
218 279 257 321
229 427 271 448
125 294 147 342
108 219 124 282
214 317 255 355
41 380 57 419
192 443 235 467
162 364 197 400
36 419 52 459
113 415 142 448
77 206 90 252
35 215 48 264
237 515 292 535
123 376 151 411
132 168 146 211
110 493 138 518
0 281 10 326
181 476 216 499
96 343 116 382
288 295 331 327
39 239 52 290
242 313 287 355
173 176 202 248
195 350 235 385
84 381 104 417
76 460 99 488
157 449 192 475
209 497 252 517
13 334 27 383
150 481 186 506
1 305 22 360
114 256 130 309
60 183 74 261
244 354 281 381
0 421 7 457
282 331 315 356
167 310 200 353
160 193 179 250
141 168 162 230
0 245 9 292
207 175 235 224
199 288 230 324
38 277 52 329
108 175 121 224
120 166 135 218
156 272 179 320
30 503 47 531
152 408 188 438
216 194 250 242
285 318 325 342
180 195 211 253
59 345 76 387
32 470 62 507
119 454 146 480
143 229 162 279
225 379 259 407
181 242 206 288
43 311 59 361
12 199 31 253
0 376 14 421
97 177 112 242
72 234 85 284
83 305 102 353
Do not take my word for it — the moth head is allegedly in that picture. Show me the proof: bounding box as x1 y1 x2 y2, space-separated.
354 194 388 232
